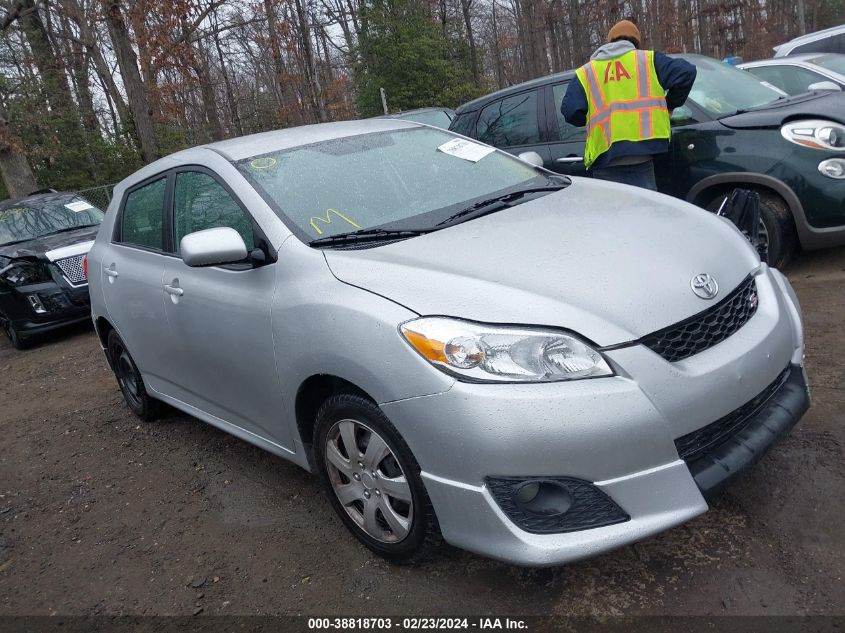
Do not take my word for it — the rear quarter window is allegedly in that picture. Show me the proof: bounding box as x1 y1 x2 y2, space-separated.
449 111 477 137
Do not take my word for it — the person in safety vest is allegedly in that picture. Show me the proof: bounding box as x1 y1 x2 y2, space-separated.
561 20 696 190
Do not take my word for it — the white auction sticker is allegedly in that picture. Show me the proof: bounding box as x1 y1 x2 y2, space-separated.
437 138 495 162
65 200 94 212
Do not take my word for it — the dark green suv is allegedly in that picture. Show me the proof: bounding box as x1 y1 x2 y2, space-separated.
450 54 845 267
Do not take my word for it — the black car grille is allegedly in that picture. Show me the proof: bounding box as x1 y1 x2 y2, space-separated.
640 276 758 363
674 366 791 462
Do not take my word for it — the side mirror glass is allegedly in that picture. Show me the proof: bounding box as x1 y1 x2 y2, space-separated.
808 81 841 92
517 151 544 167
670 105 694 124
180 227 248 267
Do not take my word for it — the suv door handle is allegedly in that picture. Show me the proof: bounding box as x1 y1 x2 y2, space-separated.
164 284 184 297
555 156 584 164
104 267 119 278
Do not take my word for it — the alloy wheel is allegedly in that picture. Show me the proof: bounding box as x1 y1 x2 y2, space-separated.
324 418 414 543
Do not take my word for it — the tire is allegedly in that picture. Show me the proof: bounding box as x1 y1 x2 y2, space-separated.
314 394 442 564
1 317 29 350
706 190 799 269
107 330 162 421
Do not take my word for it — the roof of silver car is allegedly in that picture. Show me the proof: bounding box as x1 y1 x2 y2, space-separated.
205 118 419 161
742 53 840 65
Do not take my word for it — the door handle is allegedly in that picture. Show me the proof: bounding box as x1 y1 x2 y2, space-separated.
555 156 584 164
104 267 119 278
164 284 184 297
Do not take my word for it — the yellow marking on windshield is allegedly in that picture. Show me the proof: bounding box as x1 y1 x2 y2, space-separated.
310 209 362 235
250 157 277 169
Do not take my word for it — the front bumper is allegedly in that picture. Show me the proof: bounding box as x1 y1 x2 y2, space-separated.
683 364 809 498
0 281 91 337
380 266 807 565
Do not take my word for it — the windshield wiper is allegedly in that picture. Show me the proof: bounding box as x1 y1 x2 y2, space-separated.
436 184 567 227
310 226 433 247
37 224 100 238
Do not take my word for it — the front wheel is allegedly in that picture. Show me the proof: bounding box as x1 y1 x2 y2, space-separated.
706 190 798 269
314 394 442 564
1 317 29 350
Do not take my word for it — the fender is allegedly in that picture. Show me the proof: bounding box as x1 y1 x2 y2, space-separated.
685 172 845 250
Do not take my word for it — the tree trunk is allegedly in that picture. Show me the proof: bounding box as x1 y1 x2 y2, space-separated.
194 43 225 141
460 0 481 85
294 0 327 122
17 0 75 114
0 109 37 197
212 8 243 136
102 0 158 163
264 0 300 125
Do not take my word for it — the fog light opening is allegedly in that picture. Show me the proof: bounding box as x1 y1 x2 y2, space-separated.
819 158 845 179
513 480 573 517
27 294 47 314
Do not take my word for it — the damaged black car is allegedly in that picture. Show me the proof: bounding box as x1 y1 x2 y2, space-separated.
0 192 103 349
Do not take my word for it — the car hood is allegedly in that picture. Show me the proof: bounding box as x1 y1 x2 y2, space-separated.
719 91 845 129
323 178 760 346
0 225 100 262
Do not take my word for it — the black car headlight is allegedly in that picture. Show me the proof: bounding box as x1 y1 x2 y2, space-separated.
0 260 51 287
781 119 845 151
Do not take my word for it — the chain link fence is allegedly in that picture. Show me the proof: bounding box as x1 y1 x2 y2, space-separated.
75 183 115 211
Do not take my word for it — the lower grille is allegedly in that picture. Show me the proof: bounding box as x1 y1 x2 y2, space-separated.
55 254 87 285
641 276 758 363
675 367 791 462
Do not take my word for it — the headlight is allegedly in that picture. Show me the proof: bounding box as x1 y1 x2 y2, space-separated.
400 317 613 383
781 120 845 151
0 260 51 287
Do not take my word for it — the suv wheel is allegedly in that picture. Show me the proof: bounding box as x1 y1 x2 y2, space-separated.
107 330 162 421
757 192 799 269
707 190 798 268
314 394 442 564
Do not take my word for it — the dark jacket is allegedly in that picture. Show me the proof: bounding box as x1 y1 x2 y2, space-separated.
561 41 697 169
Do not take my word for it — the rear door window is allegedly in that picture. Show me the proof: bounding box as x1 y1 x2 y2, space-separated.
120 177 167 250
476 91 541 147
550 83 587 142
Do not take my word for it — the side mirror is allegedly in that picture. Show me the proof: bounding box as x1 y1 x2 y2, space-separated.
808 81 841 92
670 105 694 124
180 227 248 267
517 151 544 167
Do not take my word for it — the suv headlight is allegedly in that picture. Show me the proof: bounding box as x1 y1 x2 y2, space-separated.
400 317 613 383
781 119 845 151
0 260 51 287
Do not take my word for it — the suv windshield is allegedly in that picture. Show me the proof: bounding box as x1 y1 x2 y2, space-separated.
236 127 549 242
811 54 845 75
685 55 783 116
0 196 104 246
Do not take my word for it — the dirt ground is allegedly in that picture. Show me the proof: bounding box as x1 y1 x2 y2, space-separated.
0 248 843 617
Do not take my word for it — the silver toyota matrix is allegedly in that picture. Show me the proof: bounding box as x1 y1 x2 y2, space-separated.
87 120 809 566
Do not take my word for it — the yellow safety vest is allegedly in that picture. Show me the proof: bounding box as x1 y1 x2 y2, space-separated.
575 49 671 169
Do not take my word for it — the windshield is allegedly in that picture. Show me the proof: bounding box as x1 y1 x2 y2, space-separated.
686 56 783 116
236 127 546 242
811 54 845 76
0 196 104 246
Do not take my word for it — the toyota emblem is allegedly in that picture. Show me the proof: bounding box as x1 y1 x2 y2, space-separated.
691 273 719 300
